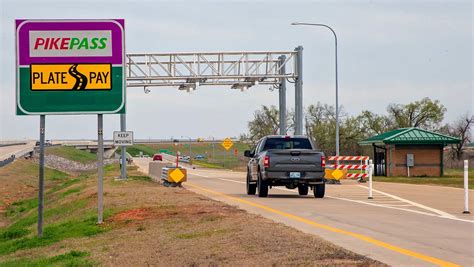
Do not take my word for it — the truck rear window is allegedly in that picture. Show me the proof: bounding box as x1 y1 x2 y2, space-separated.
263 138 313 150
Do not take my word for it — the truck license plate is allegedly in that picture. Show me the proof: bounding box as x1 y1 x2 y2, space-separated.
290 172 301 178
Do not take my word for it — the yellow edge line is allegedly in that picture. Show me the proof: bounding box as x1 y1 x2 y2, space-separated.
186 182 459 267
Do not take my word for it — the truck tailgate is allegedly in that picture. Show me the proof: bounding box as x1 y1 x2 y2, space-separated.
267 149 323 172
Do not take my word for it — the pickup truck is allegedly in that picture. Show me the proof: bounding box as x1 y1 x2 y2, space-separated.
244 135 325 198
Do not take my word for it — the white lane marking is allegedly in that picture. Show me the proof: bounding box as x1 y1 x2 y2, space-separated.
190 173 210 178
383 204 414 207
357 185 458 219
189 172 474 224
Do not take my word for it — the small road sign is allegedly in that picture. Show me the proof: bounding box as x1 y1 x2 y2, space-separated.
16 19 125 115
331 169 344 180
222 138 233 151
169 168 186 183
113 131 133 146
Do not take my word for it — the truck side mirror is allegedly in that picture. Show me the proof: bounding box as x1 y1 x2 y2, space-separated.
244 150 253 157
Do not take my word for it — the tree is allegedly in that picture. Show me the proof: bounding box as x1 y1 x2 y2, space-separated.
386 97 446 130
305 102 337 155
305 103 366 156
444 114 473 160
241 105 293 145
357 110 393 136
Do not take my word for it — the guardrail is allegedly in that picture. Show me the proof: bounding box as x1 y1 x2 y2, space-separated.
0 142 27 147
0 155 15 168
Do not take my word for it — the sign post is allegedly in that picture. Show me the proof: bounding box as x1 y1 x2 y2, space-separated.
221 138 233 169
120 114 127 179
16 19 125 231
97 114 104 223
37 115 45 236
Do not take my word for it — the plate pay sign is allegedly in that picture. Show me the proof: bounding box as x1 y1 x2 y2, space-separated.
113 131 133 146
15 19 125 235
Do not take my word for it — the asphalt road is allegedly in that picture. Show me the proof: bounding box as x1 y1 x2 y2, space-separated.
0 141 36 161
134 158 473 266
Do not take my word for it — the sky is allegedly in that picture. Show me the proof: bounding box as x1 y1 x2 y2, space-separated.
0 0 472 140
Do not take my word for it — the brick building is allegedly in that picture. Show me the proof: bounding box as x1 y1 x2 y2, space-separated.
359 128 461 177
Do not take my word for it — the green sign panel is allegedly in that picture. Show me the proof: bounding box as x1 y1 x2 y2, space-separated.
16 19 125 115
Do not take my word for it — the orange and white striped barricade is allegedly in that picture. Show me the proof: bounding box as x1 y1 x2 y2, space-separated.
326 156 370 182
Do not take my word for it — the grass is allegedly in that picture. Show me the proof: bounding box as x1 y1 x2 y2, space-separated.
121 142 251 169
117 144 156 157
129 175 152 181
192 161 225 169
45 146 97 164
1 159 70 182
6 198 38 218
0 250 93 267
61 185 85 198
175 228 232 239
0 205 110 256
374 168 472 189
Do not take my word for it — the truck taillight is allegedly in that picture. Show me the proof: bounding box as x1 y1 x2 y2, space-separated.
321 156 326 168
264 156 270 168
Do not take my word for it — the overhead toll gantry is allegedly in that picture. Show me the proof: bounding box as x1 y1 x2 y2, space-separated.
121 47 304 178
125 48 304 135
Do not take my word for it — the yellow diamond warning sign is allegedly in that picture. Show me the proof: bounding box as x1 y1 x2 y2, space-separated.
221 138 233 151
331 169 344 180
168 168 186 183
30 64 111 90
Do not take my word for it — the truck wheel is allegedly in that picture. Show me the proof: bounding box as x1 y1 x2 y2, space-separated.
298 184 309 196
246 171 256 195
257 172 268 197
313 183 325 198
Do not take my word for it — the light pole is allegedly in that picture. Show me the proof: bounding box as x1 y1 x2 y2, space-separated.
291 22 340 156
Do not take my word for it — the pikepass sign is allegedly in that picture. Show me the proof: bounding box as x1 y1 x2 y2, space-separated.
16 19 125 115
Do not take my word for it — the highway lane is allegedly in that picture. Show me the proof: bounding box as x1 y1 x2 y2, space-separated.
134 158 474 266
0 141 36 161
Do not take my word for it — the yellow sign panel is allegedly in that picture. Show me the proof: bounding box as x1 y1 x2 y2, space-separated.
221 138 233 151
325 169 347 180
30 64 111 90
331 169 344 180
168 168 186 183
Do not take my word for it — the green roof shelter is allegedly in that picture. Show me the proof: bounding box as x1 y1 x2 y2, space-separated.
359 127 461 177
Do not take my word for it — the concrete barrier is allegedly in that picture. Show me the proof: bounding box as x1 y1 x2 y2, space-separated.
148 161 171 182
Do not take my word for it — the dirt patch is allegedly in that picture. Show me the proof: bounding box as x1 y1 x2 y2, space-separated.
110 208 153 221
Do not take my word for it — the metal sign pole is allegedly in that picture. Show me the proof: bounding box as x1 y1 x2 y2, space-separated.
38 115 45 237
97 114 104 224
120 113 127 179
278 55 287 135
294 46 304 135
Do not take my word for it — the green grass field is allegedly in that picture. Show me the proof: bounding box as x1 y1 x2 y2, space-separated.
119 142 251 170
373 168 471 189
45 146 97 164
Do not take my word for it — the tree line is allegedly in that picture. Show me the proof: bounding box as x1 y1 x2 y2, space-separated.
240 97 473 160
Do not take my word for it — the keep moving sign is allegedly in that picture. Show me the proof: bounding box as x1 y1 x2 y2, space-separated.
113 131 134 146
16 19 125 115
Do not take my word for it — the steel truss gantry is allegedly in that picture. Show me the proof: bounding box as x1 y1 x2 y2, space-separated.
124 47 304 137
126 51 298 90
